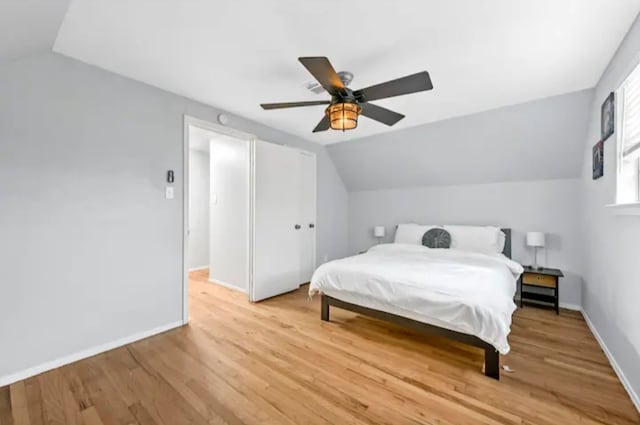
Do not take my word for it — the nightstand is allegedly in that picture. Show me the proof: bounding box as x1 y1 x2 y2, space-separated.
519 266 564 314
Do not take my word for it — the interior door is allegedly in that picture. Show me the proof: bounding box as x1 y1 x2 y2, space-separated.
251 140 302 301
297 150 316 283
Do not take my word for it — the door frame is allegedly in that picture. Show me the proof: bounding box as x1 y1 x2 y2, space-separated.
182 115 256 324
297 149 317 282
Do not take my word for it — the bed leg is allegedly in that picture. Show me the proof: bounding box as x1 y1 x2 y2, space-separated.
484 347 500 380
321 295 330 321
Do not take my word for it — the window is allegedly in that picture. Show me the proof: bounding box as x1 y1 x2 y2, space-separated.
616 61 640 204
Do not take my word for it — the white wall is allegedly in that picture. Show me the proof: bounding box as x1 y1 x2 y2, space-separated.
349 179 583 307
0 52 349 384
208 133 250 291
579 13 640 407
188 149 209 270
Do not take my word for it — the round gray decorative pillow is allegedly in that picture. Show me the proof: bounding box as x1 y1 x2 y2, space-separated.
422 228 451 249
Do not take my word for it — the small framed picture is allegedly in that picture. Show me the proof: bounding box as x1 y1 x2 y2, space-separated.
593 140 604 180
601 92 615 141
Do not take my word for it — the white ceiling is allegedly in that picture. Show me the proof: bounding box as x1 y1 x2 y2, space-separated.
0 0 70 63
52 0 640 145
8 0 636 146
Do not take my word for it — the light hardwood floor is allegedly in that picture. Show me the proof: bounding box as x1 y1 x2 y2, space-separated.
1 269 638 425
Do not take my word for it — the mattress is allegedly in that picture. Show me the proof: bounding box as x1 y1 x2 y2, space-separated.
309 244 523 354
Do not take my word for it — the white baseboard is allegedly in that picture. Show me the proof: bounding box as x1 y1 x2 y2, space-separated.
559 302 581 311
0 320 184 388
208 278 246 293
515 298 637 411
581 308 640 413
189 266 209 272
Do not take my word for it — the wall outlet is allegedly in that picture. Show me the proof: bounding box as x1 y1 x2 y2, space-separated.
165 186 174 199
323 253 329 263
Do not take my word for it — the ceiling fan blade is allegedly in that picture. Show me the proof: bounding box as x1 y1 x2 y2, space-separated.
360 103 405 126
299 57 345 95
260 100 330 110
354 71 433 102
312 114 330 133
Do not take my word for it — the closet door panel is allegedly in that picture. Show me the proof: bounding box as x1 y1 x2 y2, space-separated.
252 141 302 301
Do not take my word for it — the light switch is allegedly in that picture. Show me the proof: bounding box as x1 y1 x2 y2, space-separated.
165 186 174 199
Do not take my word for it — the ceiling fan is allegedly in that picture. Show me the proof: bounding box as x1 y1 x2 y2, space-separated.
260 57 433 133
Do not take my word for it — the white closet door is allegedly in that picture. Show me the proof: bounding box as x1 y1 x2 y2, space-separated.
251 141 302 301
297 150 316 283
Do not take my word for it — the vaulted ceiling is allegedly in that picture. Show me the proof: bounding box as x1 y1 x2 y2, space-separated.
0 0 70 63
328 89 593 190
51 0 640 144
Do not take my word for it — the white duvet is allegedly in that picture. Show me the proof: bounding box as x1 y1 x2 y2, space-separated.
309 244 524 354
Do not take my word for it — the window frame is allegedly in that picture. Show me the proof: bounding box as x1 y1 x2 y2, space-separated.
615 60 640 206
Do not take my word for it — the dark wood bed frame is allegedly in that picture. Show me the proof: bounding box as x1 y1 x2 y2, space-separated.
320 228 512 380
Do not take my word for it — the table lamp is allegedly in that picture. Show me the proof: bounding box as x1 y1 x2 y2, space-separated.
526 232 545 270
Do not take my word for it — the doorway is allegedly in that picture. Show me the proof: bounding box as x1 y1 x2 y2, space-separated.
183 116 254 323
182 116 317 323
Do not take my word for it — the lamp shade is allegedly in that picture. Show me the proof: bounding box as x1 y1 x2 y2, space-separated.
526 232 546 247
327 102 361 131
374 226 385 238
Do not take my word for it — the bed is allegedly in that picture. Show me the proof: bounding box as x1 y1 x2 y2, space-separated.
309 227 522 380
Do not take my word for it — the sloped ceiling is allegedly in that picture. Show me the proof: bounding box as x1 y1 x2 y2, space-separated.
0 0 70 63
328 89 593 191
53 0 640 145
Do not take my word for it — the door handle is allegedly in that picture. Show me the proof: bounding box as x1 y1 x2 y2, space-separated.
295 224 301 230
309 223 315 228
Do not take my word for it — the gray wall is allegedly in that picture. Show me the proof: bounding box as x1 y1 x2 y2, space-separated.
328 89 593 191
579 13 640 406
0 52 348 382
349 179 583 307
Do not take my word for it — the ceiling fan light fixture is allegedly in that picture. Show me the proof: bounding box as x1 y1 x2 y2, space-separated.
327 102 361 131
260 57 433 133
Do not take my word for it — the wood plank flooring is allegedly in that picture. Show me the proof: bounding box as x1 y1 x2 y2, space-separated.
1 269 638 424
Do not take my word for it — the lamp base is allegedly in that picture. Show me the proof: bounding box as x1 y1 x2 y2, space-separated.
530 247 544 271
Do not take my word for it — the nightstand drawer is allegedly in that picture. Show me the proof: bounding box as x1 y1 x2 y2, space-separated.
522 273 557 288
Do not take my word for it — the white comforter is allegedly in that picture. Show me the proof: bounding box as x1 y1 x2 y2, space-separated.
310 244 523 354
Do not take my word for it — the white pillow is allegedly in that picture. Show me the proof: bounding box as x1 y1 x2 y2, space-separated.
497 230 506 253
394 223 440 245
443 225 504 254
